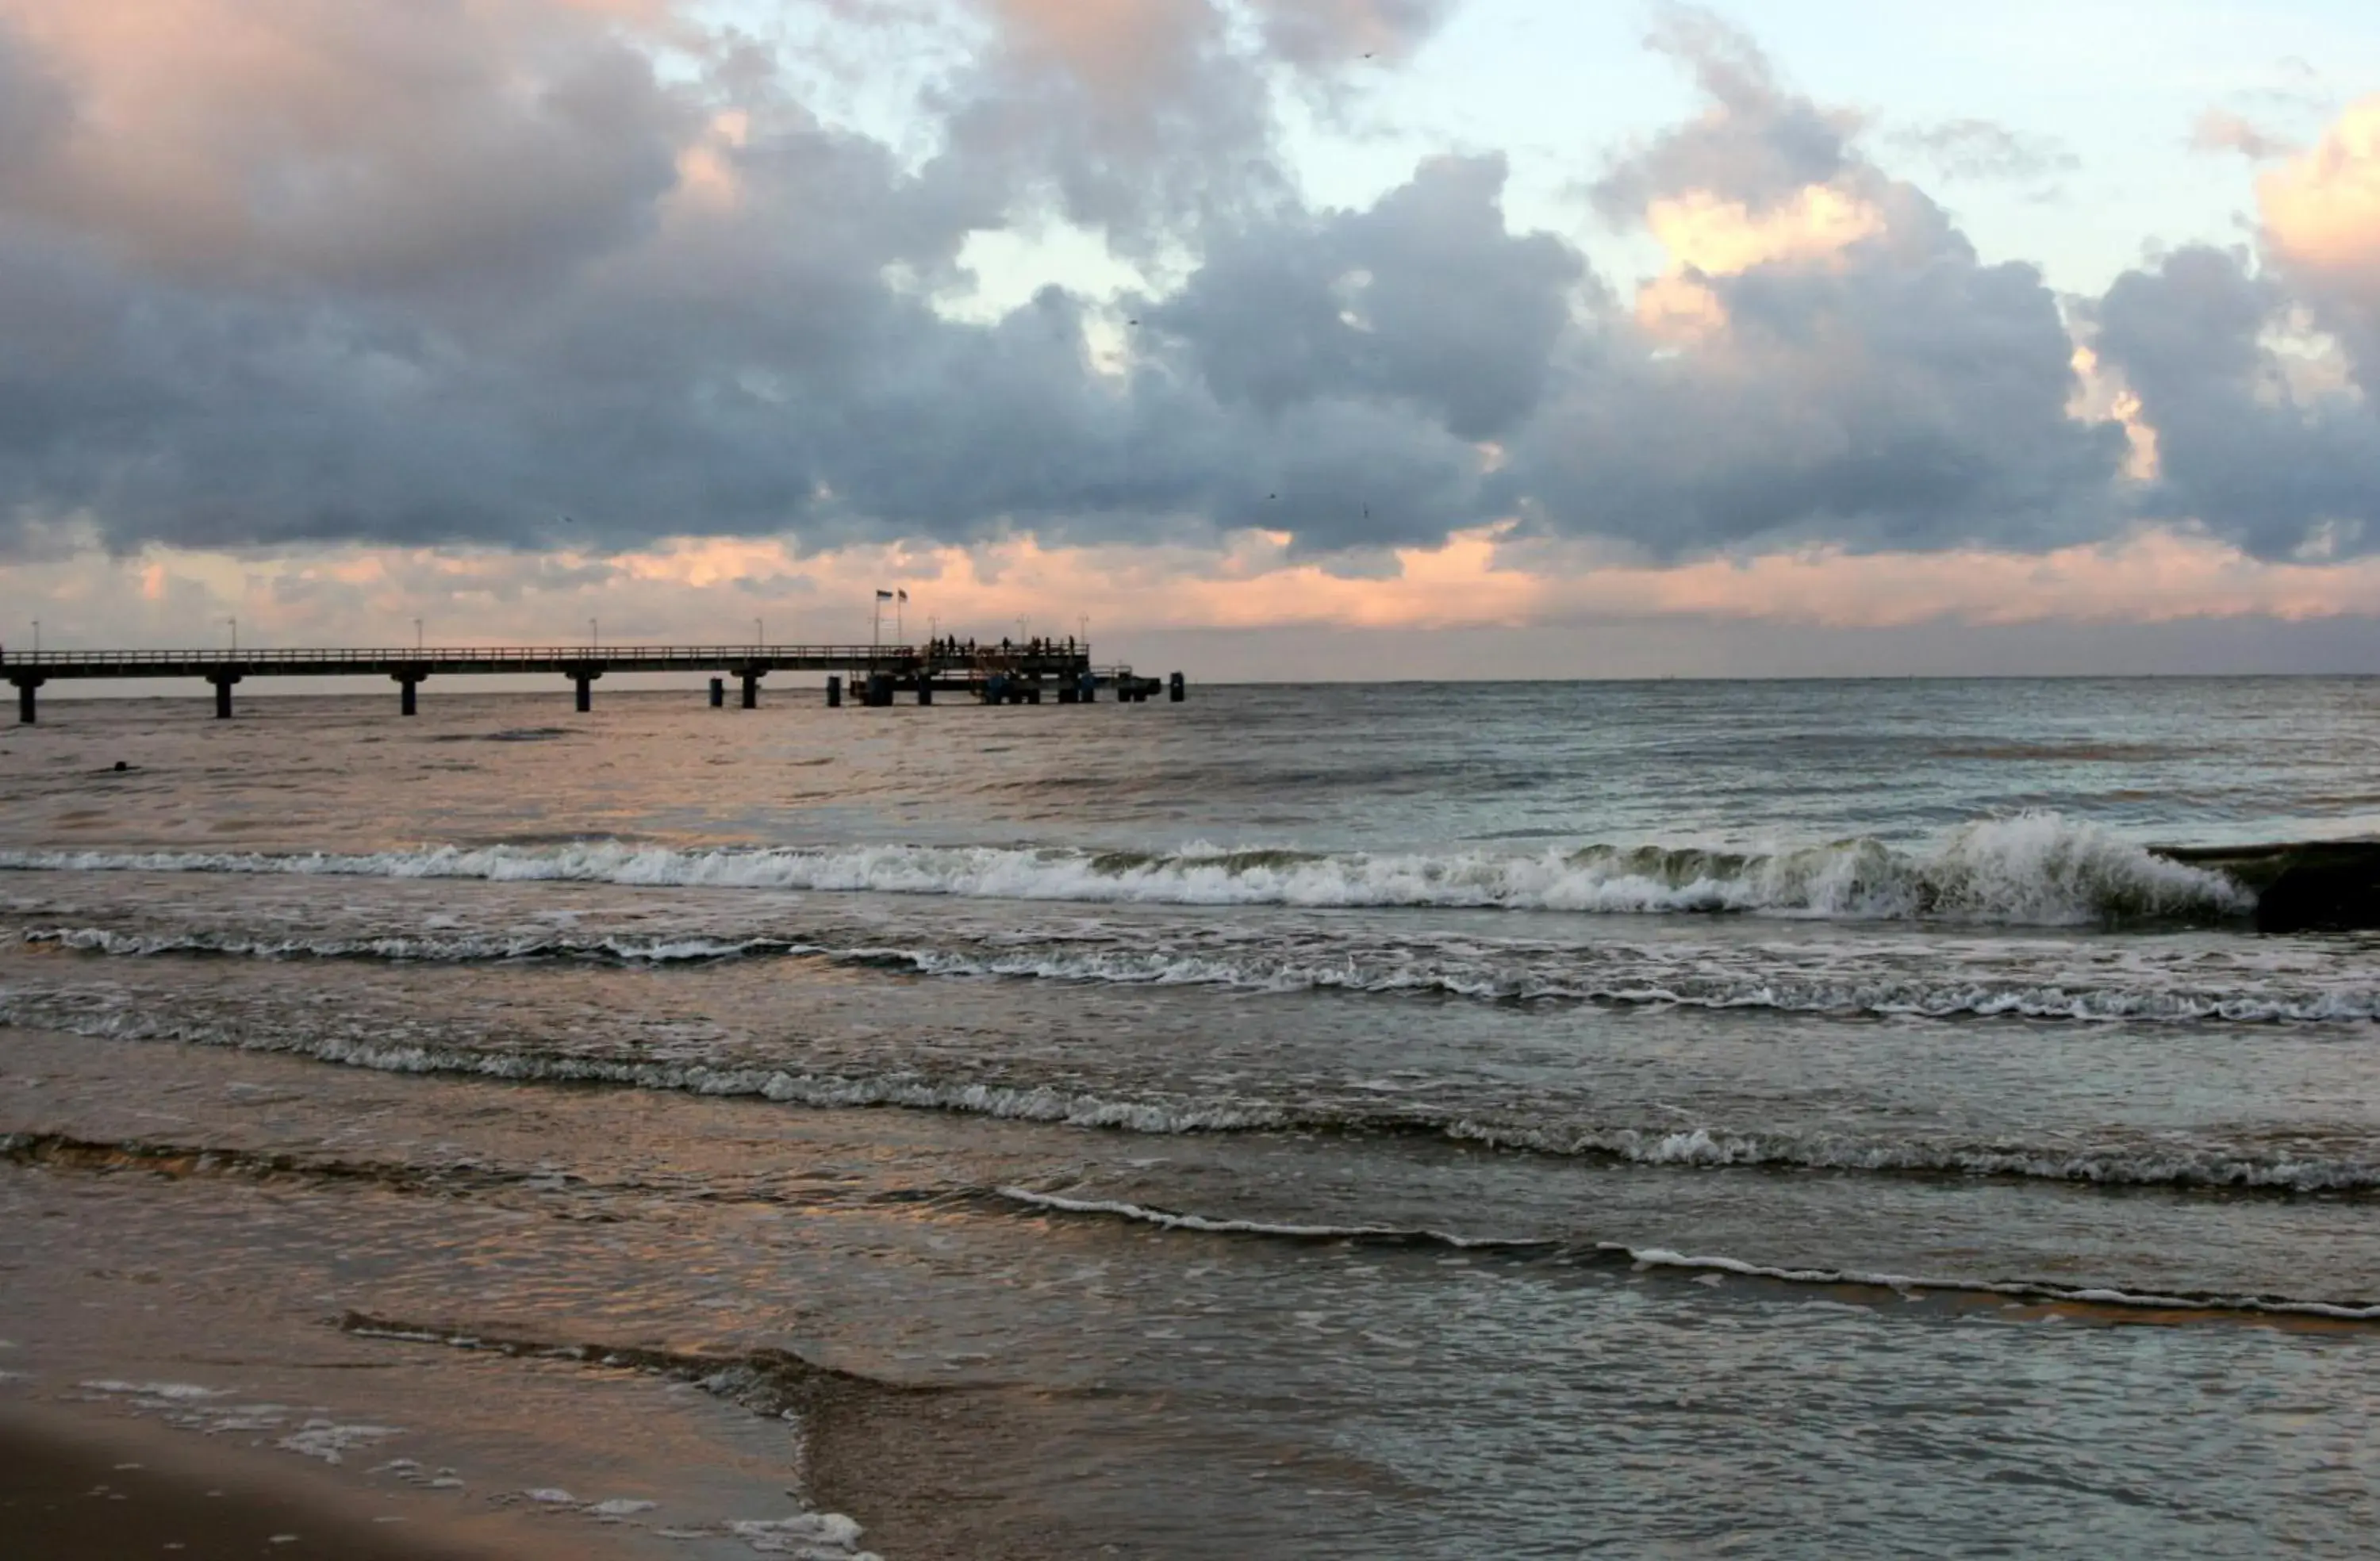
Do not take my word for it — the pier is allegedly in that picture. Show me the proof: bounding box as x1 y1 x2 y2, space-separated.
0 643 1184 723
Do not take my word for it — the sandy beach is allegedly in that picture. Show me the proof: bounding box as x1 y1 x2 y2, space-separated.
0 1402 611 1560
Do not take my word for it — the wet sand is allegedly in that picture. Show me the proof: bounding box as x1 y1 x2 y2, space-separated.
0 1404 608 1561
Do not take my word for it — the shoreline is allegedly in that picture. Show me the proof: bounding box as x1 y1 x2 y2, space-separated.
0 1401 612 1561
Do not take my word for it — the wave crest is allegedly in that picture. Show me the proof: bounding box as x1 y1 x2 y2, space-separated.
0 812 2251 926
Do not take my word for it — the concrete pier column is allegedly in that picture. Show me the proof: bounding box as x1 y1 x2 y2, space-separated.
209 673 240 719
916 680 933 706
1169 671 1185 703
1078 672 1096 704
710 677 724 708
982 674 1007 704
13 677 40 725
741 673 760 709
393 673 423 716
1057 681 1077 704
573 673 594 712
827 676 842 708
866 672 893 707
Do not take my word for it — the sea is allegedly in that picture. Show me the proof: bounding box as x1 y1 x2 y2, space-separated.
2 676 2376 1559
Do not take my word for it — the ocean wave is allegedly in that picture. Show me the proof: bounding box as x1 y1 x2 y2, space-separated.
996 1192 2380 1322
992 1188 1557 1248
19 926 811 965
6 1003 2372 1193
0 811 2254 926
22 923 2368 1024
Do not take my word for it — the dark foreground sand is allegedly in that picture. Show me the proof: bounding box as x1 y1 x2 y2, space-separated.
0 1404 604 1561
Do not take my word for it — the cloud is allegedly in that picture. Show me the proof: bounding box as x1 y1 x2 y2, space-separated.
0 0 686 294
2191 109 2293 162
2087 97 2380 562
2257 95 2380 374
1589 5 1863 222
0 0 2375 610
1507 10 2123 557
1153 154 1582 443
1890 118 2079 183
1246 0 1457 71
2091 245 2380 559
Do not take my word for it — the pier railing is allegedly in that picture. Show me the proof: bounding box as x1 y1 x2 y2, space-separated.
0 641 1179 721
0 643 923 668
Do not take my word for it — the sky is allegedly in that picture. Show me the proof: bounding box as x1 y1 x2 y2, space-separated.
2 0 2378 677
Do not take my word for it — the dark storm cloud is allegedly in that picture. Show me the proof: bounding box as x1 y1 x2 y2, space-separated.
0 0 2370 569
0 0 1516 558
1502 229 2126 556
1511 12 2126 557
1152 155 1583 442
2092 246 2380 558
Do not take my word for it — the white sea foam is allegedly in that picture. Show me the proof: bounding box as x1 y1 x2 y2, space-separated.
77 1379 223 1400
278 1419 402 1464
987 1195 2380 1321
727 1512 873 1557
995 1187 1541 1246
21 926 805 965
1609 1246 2380 1320
0 811 2255 926
587 1498 658 1517
9 1002 2376 1191
25 922 2368 1024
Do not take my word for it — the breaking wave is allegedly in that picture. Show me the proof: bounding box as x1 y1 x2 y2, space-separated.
0 811 2253 926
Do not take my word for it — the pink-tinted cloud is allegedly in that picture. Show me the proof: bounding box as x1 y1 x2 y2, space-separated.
2260 96 2380 276
17 527 2380 662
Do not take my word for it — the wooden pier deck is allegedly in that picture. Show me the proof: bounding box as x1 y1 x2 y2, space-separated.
0 643 1183 722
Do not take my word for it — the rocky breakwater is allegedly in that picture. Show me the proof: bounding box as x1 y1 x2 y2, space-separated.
2155 840 2380 933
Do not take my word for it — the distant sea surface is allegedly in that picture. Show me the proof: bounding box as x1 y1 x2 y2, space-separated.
3 677 2377 1558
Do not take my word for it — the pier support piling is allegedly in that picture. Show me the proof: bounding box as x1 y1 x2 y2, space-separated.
569 671 599 712
710 677 724 708
209 673 240 719
12 677 40 725
917 680 933 706
393 673 423 716
741 672 761 709
827 676 842 708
